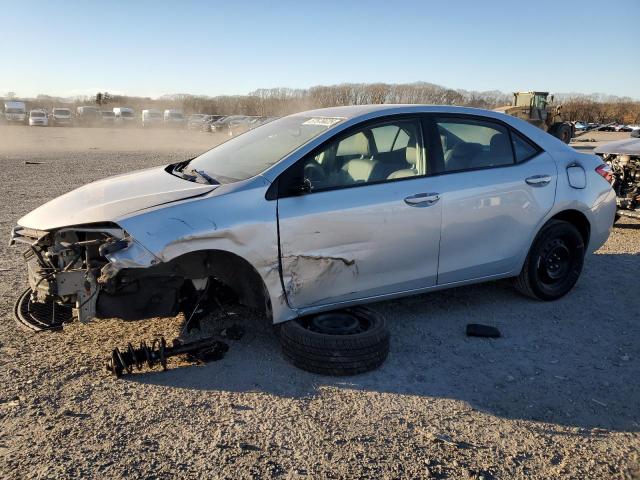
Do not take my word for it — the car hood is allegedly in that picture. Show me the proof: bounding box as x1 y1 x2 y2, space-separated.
594 137 640 155
18 166 217 231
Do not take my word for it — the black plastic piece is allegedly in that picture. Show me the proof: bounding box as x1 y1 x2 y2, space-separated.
466 323 501 338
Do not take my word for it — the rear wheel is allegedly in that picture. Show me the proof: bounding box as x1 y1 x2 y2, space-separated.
514 220 585 300
279 307 390 376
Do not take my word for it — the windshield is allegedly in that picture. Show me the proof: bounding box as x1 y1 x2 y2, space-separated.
30 111 45 117
169 113 183 119
188 115 343 182
6 108 24 114
53 109 70 115
121 111 133 117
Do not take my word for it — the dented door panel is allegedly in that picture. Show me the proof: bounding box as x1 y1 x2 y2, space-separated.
277 178 442 308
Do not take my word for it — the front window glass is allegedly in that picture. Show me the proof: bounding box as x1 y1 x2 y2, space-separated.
54 109 70 115
30 112 44 117
300 119 425 191
6 108 24 113
437 118 514 171
188 115 344 183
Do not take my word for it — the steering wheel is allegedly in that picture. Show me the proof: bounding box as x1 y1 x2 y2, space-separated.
304 161 327 185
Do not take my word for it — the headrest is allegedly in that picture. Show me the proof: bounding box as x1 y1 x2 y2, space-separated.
490 133 511 154
405 146 417 165
337 132 370 156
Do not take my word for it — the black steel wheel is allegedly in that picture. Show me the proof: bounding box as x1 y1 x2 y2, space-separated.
514 220 585 300
279 306 390 376
14 288 73 332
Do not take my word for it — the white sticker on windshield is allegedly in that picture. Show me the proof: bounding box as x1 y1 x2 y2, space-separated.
302 117 344 127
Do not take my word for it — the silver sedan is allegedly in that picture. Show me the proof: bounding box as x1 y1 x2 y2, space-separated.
11 105 617 374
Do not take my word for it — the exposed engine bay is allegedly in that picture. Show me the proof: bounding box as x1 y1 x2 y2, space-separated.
598 152 640 217
9 223 240 328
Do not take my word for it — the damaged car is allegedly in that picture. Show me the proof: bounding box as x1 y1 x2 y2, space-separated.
594 129 640 221
10 105 616 375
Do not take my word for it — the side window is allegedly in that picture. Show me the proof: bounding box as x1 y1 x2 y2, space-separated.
436 118 515 172
300 119 426 191
511 130 540 163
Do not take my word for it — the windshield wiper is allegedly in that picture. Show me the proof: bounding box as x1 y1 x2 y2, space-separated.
183 167 218 185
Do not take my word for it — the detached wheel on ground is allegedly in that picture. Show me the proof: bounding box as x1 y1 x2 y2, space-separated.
514 220 585 300
279 306 390 376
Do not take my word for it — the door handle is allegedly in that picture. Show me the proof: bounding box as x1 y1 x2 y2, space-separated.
525 175 551 186
404 192 440 206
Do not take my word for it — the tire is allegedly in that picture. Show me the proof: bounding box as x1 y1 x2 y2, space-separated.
514 220 585 300
279 306 390 376
552 123 572 144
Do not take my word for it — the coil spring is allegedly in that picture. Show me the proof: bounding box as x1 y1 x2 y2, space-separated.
107 337 167 378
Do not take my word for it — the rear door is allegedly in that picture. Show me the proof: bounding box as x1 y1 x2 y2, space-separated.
431 115 557 284
276 116 443 309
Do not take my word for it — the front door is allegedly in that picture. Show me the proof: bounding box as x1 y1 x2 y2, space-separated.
276 117 442 309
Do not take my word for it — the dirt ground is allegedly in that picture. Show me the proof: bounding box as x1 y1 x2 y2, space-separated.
0 126 638 479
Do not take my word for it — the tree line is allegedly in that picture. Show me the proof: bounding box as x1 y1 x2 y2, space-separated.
10 82 640 124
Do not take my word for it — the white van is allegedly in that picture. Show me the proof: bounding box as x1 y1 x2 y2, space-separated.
50 107 72 126
141 109 162 128
28 109 48 127
4 101 27 123
113 107 135 124
163 109 185 127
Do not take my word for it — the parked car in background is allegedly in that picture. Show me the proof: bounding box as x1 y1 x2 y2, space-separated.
3 100 27 124
101 110 116 125
141 109 163 128
50 107 72 126
210 115 246 135
163 109 185 127
28 109 48 126
10 105 616 375
227 116 254 136
76 106 101 126
187 114 209 130
113 107 135 125
201 115 226 132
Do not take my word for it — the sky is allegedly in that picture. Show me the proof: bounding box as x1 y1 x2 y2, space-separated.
1 0 639 99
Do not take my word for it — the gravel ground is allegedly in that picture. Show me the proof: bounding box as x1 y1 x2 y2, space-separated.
0 127 639 479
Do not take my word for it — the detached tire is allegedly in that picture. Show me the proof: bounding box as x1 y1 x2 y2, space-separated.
514 220 585 301
279 307 390 376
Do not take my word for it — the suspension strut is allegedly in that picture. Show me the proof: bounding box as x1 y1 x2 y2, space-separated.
106 336 229 378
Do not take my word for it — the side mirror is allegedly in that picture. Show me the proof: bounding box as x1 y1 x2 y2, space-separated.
631 129 640 138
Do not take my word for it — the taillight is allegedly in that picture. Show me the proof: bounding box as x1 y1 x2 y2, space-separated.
595 164 613 184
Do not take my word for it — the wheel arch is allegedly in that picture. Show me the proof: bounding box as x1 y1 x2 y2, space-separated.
548 209 591 247
163 249 273 319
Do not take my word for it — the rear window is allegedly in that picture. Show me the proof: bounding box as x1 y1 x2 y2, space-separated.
511 131 541 162
436 117 515 172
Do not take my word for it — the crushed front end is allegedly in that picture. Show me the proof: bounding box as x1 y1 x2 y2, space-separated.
10 223 167 327
597 152 640 219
